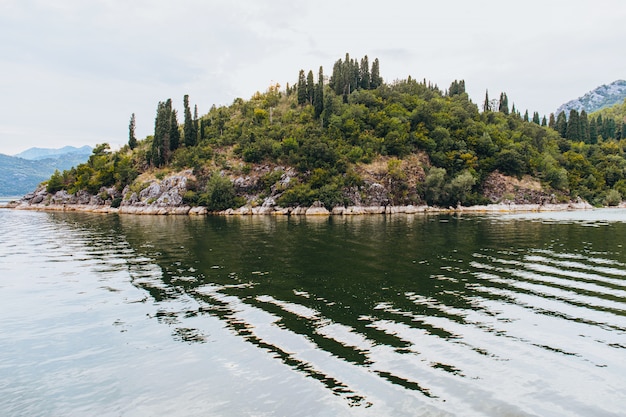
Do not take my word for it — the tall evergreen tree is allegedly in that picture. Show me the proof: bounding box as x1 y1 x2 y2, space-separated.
579 110 590 143
297 69 307 105
566 109 580 141
359 56 370 89
329 59 343 95
541 115 547 126
532 111 540 124
483 90 490 112
314 66 324 119
499 92 509 114
523 110 529 122
548 113 556 129
128 113 137 150
589 117 598 144
370 58 382 89
193 105 199 144
183 95 196 147
556 111 567 137
306 70 315 105
449 80 465 96
169 109 180 151
152 100 172 167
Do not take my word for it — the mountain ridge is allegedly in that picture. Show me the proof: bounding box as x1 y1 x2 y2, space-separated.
556 80 626 115
14 145 92 161
0 147 92 196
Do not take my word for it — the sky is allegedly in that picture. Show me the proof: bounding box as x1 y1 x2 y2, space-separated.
1 0 625 156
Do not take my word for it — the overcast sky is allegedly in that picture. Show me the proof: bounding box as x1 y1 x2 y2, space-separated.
1 0 625 155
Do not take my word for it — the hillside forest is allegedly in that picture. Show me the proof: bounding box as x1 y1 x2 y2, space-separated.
44 54 626 210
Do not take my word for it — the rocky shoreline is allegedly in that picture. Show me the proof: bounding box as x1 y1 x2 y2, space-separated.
0 169 607 215
2 195 597 216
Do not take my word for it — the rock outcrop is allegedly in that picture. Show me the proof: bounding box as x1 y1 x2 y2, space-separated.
11 168 597 216
16 170 198 215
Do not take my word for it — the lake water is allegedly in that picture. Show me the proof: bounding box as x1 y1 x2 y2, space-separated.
1 209 625 416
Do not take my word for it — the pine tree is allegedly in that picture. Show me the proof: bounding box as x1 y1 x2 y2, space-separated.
548 113 556 129
183 95 196 147
128 113 137 150
541 116 547 126
523 110 529 122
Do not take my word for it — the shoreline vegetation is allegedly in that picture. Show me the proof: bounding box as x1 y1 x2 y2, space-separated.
7 54 626 215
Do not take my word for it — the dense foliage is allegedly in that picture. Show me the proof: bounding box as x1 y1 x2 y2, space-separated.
44 55 626 208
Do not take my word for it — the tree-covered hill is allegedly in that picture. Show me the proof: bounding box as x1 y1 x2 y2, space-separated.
35 55 626 210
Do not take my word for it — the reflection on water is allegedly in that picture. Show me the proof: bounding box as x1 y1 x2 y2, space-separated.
1 210 625 416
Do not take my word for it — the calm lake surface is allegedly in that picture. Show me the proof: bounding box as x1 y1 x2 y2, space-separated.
1 209 625 416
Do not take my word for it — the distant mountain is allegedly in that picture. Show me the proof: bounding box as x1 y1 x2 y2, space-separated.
15 145 92 161
556 80 626 115
0 147 92 196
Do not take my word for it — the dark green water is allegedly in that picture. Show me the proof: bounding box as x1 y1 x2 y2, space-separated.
1 209 625 416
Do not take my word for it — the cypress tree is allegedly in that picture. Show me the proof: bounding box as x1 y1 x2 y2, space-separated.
566 109 580 141
329 59 343 95
306 70 315 105
548 113 556 129
556 111 567 137
579 110 590 143
183 95 196 147
193 105 199 144
483 90 490 112
532 111 540 125
152 100 170 167
314 66 324 119
523 110 529 122
541 116 547 126
297 69 307 105
449 80 465 96
604 118 616 139
499 92 509 114
360 56 370 89
370 58 382 89
128 113 137 150
589 117 598 144
169 108 180 151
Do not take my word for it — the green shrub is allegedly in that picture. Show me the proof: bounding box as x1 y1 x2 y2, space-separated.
604 189 622 206
199 172 237 211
